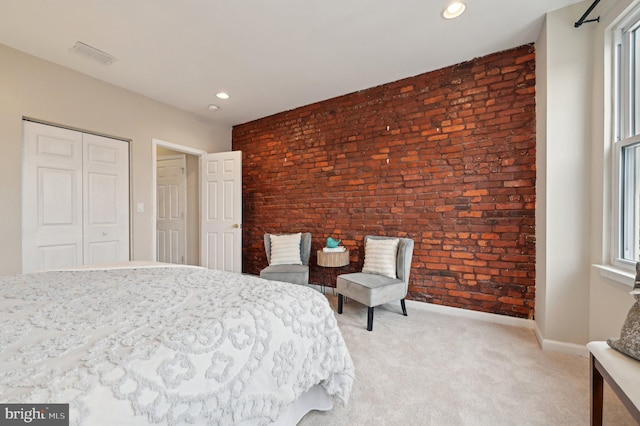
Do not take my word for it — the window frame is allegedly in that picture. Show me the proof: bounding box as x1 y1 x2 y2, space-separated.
613 8 640 272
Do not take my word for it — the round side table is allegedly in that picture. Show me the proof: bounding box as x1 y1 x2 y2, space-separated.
316 250 350 294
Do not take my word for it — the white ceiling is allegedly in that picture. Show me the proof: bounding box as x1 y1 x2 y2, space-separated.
0 0 595 126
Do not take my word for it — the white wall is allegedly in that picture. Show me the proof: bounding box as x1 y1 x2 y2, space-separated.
536 2 594 347
0 44 232 275
537 0 637 349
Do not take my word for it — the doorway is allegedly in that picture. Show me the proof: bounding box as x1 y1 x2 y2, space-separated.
156 153 187 264
155 146 200 266
151 139 243 273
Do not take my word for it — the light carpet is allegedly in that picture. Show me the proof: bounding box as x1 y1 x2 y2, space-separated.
300 295 636 425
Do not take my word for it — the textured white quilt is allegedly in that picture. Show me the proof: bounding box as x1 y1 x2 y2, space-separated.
0 265 354 425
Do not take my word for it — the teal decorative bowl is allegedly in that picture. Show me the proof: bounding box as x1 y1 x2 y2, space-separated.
326 237 341 248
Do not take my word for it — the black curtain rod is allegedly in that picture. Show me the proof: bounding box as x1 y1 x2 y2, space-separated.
575 0 601 28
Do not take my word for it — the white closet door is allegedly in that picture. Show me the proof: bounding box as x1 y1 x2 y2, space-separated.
22 121 130 273
22 122 83 272
83 133 130 266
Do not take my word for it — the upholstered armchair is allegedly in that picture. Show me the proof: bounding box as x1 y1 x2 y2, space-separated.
260 232 312 285
336 235 414 331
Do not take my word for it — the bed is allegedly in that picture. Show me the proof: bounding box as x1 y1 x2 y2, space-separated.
0 263 354 425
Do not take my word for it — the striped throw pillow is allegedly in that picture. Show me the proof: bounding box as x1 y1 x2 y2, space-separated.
362 238 399 278
270 233 302 265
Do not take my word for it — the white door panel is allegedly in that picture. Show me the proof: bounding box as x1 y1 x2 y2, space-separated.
223 232 236 271
38 244 79 271
170 230 180 263
205 233 218 269
86 241 120 265
157 229 167 261
201 151 242 273
39 168 78 226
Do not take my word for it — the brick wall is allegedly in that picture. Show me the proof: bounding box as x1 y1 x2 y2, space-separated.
232 44 536 319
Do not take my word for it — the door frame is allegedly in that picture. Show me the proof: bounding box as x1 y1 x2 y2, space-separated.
151 139 206 263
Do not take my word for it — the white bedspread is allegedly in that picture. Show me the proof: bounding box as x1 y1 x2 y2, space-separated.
0 265 354 425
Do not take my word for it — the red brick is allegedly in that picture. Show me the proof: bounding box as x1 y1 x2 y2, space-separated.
234 44 536 319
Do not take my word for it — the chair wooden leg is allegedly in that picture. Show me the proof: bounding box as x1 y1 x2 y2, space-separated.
367 307 374 331
590 354 604 426
338 294 343 314
401 299 407 316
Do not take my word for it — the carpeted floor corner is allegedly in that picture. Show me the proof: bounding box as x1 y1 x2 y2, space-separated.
300 294 635 425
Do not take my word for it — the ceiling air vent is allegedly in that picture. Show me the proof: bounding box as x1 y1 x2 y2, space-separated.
69 42 116 65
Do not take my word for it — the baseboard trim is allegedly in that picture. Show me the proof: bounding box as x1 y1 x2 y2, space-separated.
404 299 534 329
319 290 589 357
404 300 589 357
533 322 589 357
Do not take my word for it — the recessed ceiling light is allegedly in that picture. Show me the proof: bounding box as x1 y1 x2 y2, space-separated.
442 2 466 19
208 104 220 111
216 92 230 100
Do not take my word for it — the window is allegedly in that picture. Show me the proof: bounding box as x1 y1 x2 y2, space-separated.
614 10 640 269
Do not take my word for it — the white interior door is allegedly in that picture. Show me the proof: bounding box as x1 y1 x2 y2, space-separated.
22 122 83 272
200 150 242 273
156 155 187 264
83 133 130 266
22 121 130 273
